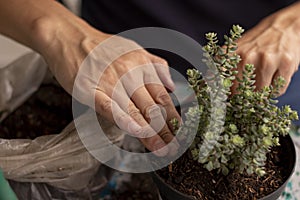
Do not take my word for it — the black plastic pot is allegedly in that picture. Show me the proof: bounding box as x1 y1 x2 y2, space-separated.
152 135 296 200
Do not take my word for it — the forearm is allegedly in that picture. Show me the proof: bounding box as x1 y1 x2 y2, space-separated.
0 0 96 56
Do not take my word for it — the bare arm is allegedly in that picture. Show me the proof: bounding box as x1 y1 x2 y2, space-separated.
0 0 84 52
236 1 300 94
0 0 179 156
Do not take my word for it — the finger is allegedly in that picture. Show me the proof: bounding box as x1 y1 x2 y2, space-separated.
143 65 182 154
131 85 172 140
130 85 179 156
95 89 169 156
95 89 140 135
126 101 171 156
272 56 296 95
146 83 181 130
272 71 290 95
145 83 182 156
255 53 279 90
143 66 181 125
149 54 175 91
238 51 276 91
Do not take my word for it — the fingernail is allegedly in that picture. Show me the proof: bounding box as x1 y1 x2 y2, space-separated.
128 121 142 135
167 79 176 91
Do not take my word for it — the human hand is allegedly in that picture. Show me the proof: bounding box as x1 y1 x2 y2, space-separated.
235 2 300 95
36 13 180 157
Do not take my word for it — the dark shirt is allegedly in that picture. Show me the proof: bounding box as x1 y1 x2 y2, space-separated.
81 0 297 74
81 0 296 45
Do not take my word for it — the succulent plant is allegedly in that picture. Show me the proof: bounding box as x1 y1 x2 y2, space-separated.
175 25 298 176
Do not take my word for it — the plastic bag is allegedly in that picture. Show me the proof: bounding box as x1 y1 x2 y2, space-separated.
1 112 124 188
2 112 125 199
0 52 125 199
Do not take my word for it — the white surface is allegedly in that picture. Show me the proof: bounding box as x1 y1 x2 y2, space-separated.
0 35 31 68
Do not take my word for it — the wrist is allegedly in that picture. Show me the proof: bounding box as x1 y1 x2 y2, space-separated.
269 1 300 33
29 4 91 57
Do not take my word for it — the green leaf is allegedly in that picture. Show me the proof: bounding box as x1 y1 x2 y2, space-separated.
232 135 244 146
263 137 273 147
221 165 229 175
229 124 238 133
221 155 229 164
255 168 266 176
206 161 214 171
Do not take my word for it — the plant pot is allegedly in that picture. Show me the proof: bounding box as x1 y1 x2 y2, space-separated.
151 135 296 200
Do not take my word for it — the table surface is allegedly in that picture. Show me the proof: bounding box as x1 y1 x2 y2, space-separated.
280 126 300 200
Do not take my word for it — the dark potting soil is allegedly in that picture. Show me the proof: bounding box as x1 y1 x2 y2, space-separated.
157 147 287 200
0 84 73 139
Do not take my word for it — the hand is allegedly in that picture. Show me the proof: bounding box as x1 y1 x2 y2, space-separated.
35 10 180 156
236 2 300 95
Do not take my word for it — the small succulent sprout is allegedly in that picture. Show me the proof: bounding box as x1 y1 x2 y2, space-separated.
232 135 245 147
170 118 180 132
229 124 238 133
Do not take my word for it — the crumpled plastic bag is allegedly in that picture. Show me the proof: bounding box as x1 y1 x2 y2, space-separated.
5 112 125 200
0 52 125 199
1 112 124 189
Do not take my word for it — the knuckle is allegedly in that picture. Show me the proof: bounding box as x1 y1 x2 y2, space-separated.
142 102 156 114
129 50 150 61
143 104 161 120
155 91 172 106
113 58 130 72
100 100 113 113
280 54 295 75
100 74 116 88
156 57 168 66
261 52 274 65
247 51 257 61
141 126 156 138
120 52 153 71
127 103 146 122
255 52 273 73
237 47 250 58
282 52 293 66
115 113 129 124
151 54 167 64
128 107 143 120
240 51 256 66
161 59 168 66
159 129 172 140
238 47 247 55
276 53 295 77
